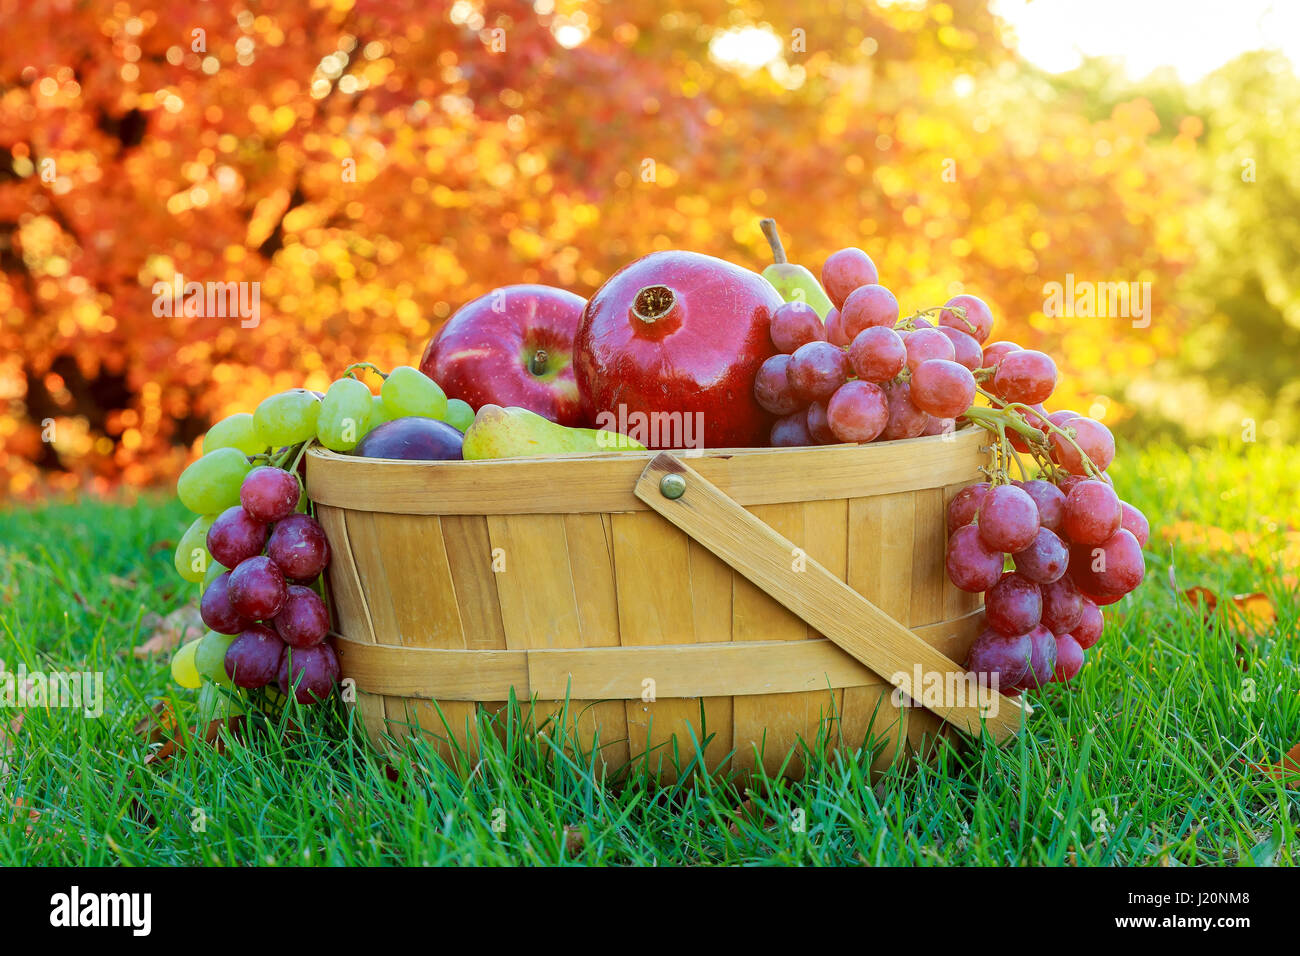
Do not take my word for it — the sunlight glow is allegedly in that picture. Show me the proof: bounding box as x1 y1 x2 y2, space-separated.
709 26 783 71
993 0 1300 81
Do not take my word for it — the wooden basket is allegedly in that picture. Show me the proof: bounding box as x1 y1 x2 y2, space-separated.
306 427 1025 781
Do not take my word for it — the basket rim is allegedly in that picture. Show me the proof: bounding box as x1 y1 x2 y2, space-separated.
305 426 988 514
305 424 983 467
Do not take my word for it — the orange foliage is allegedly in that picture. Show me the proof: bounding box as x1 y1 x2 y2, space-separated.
0 0 1200 495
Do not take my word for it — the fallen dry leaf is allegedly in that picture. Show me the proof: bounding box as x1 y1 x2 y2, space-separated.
1250 742 1300 788
10 797 41 838
1181 588 1276 638
0 712 24 780
133 605 204 658
728 797 779 837
1225 592 1277 633
131 701 178 745
561 824 586 855
143 716 245 767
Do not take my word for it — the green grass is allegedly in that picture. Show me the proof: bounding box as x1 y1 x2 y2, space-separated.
2 439 1298 866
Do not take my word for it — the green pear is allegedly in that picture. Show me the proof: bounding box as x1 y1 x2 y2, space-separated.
758 217 835 319
462 405 646 460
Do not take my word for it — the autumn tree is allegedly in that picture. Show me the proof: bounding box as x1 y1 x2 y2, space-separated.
0 0 1200 495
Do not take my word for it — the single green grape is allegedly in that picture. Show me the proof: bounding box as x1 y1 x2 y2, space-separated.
203 412 265 456
177 447 251 514
194 630 237 686
197 682 245 722
170 639 203 689
317 377 374 451
174 514 217 583
443 398 474 432
370 394 393 427
254 388 322 448
381 366 448 420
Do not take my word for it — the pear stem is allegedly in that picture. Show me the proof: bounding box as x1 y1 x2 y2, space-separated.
759 217 788 265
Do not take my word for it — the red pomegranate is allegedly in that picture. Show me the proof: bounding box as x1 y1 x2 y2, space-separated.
574 251 783 449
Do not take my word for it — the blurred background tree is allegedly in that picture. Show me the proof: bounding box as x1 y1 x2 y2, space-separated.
0 0 1287 496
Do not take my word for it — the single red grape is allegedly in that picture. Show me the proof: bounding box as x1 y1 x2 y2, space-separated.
985 572 1043 636
1019 624 1058 689
981 340 1021 369
1071 597 1103 649
826 380 889 442
977 483 1040 553
945 524 1005 592
239 465 301 524
206 506 267 569
946 482 990 533
1063 479 1122 545
840 284 899 338
754 354 805 415
274 584 330 648
787 341 849 403
878 380 930 440
1012 527 1068 584
938 326 983 370
993 349 1057 405
278 642 340 704
1041 576 1083 635
967 627 1032 693
1050 417 1115 474
1084 588 1125 607
825 308 850 347
224 623 286 689
847 326 906 383
806 400 835 444
910 359 976 419
771 412 815 447
228 554 288 619
1070 529 1145 596
1046 409 1081 429
267 514 331 582
769 301 826 354
821 248 879 308
1120 501 1150 547
1019 478 1066 533
1051 634 1085 682
200 570 252 635
939 294 994 343
902 328 956 372
922 417 956 437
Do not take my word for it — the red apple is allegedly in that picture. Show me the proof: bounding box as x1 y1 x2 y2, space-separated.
574 251 783 449
420 284 587 427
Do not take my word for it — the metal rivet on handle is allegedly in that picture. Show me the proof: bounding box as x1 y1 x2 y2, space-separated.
659 473 687 500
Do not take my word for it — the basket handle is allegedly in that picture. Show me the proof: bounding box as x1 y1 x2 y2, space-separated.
634 452 1025 741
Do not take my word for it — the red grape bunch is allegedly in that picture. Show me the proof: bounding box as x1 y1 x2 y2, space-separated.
755 247 985 447
753 238 1151 696
951 403 1148 694
200 466 341 703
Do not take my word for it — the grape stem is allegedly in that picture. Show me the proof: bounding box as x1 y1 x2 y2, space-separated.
894 304 977 338
974 388 1105 480
963 397 1104 482
343 362 388 381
